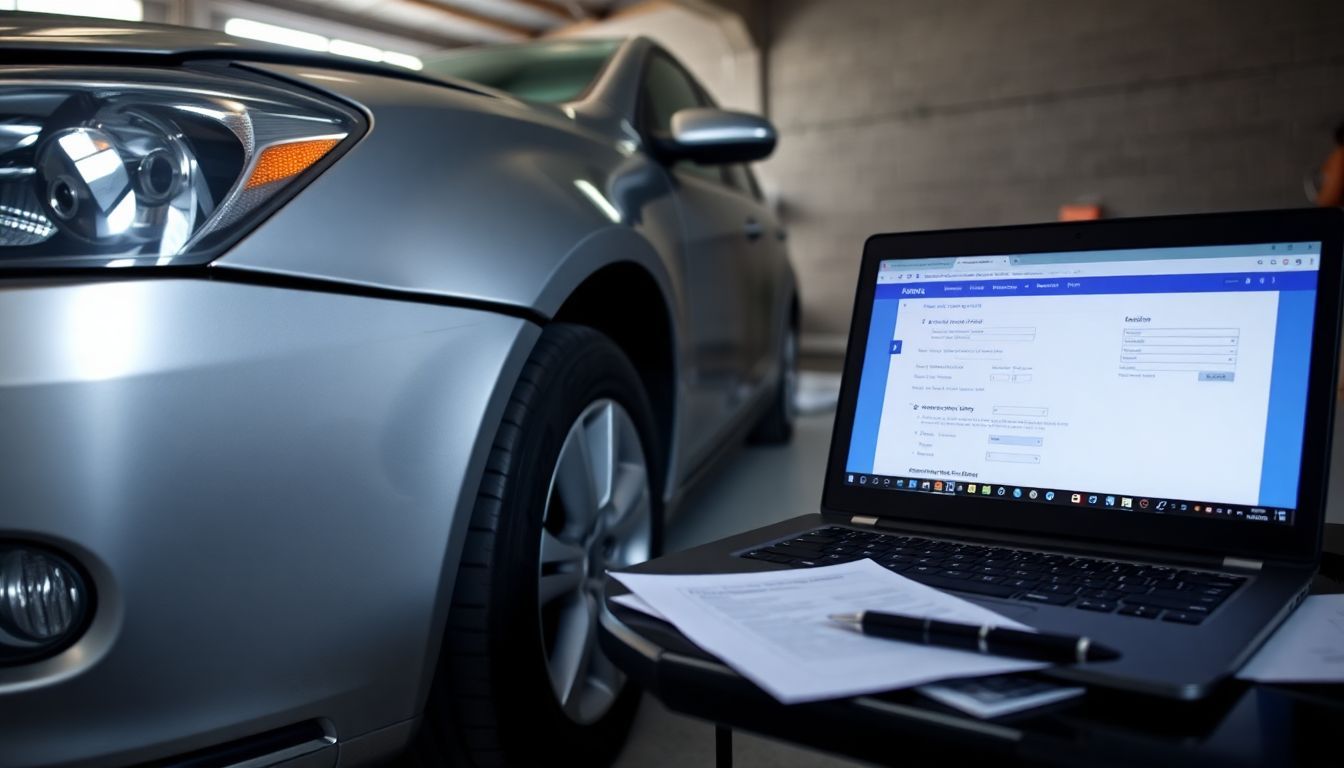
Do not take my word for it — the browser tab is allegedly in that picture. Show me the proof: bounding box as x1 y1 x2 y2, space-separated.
952 255 1011 269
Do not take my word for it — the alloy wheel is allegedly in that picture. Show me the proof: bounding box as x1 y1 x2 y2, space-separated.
537 398 652 724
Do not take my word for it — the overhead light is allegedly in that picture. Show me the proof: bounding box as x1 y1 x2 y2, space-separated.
225 18 327 52
224 18 425 71
11 0 142 21
381 52 424 71
329 39 382 62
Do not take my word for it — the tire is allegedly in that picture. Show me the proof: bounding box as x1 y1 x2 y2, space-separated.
411 323 663 767
749 320 798 445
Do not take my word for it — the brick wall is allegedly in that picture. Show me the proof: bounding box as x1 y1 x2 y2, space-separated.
753 0 1344 347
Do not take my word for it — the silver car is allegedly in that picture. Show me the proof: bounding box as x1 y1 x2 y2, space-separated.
0 16 796 768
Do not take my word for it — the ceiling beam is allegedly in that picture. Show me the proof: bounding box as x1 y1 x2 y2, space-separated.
506 0 593 22
232 0 479 48
400 0 538 38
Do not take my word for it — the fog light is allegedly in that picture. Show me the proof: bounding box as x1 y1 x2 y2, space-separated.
0 547 88 653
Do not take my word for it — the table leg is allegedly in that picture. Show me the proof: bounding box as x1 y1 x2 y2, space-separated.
715 724 732 768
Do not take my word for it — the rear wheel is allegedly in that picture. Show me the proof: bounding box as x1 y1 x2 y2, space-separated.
412 323 661 767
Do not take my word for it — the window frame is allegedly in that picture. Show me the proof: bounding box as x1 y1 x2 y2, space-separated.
634 46 759 196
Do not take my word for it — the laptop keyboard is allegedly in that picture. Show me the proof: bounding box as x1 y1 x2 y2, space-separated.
740 527 1247 625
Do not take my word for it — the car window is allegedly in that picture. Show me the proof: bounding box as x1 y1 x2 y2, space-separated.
640 53 704 136
424 39 621 104
639 52 724 185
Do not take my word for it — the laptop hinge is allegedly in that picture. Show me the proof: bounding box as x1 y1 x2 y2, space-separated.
1223 556 1263 572
850 515 880 526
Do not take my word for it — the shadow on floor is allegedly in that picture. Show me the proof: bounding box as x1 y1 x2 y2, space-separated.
613 411 863 767
615 694 863 768
666 411 835 554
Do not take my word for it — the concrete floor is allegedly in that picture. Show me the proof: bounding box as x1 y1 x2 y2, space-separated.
612 409 864 767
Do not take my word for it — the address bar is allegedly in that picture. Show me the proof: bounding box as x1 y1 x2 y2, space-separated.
878 255 1315 283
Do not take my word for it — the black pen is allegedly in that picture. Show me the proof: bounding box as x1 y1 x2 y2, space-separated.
828 611 1121 664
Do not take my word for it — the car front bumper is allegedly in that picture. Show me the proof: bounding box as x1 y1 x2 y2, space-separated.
0 276 537 767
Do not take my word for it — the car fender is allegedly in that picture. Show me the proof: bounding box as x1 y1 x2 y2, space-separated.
215 63 679 321
217 62 693 500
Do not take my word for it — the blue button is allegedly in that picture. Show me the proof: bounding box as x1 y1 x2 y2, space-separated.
889 340 903 355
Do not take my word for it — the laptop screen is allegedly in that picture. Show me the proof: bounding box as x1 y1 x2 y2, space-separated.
842 241 1322 528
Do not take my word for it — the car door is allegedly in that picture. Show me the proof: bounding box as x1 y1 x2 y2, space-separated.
722 161 788 390
638 50 762 467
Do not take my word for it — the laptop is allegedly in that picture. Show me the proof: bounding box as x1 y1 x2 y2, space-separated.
644 208 1343 700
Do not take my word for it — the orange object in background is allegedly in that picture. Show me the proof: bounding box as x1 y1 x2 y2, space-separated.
1059 203 1103 221
1317 146 1344 207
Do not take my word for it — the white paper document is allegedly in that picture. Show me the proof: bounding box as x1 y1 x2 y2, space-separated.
611 559 1046 704
1237 594 1344 683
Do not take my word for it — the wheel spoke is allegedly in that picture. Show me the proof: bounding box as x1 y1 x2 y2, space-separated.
538 570 583 606
604 462 651 567
549 590 597 714
584 401 615 511
606 461 648 516
586 640 625 706
554 421 599 533
540 528 585 566
561 593 600 720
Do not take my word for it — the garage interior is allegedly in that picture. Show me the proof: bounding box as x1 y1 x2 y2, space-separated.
105 0 1344 357
11 1 1344 765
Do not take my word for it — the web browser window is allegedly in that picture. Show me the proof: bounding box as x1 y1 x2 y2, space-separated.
843 242 1321 526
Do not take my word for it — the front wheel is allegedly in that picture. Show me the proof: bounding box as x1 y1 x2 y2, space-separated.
412 323 661 767
539 397 651 725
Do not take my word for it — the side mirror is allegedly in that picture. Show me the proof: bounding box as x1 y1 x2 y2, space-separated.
662 107 778 165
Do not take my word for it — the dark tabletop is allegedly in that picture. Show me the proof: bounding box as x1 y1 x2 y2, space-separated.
601 570 1344 768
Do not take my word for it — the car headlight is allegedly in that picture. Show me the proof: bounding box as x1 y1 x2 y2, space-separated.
0 67 362 269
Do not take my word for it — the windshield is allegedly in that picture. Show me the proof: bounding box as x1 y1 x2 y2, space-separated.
424 39 622 104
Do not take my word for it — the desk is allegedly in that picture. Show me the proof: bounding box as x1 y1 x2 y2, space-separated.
601 575 1344 768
